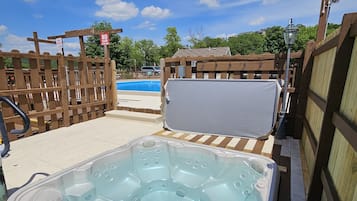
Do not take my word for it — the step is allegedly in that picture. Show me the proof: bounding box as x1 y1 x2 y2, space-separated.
105 110 162 123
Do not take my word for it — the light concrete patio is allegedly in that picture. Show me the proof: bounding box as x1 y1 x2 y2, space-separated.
2 115 162 190
117 90 161 111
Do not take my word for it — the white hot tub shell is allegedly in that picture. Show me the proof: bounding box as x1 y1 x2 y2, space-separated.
8 136 279 201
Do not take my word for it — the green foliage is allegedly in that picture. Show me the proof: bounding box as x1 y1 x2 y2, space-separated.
264 26 285 54
294 25 317 51
115 37 133 70
293 23 339 51
83 21 341 72
163 27 183 57
135 39 160 66
85 21 121 67
228 32 265 55
327 23 340 35
190 36 228 48
4 58 12 68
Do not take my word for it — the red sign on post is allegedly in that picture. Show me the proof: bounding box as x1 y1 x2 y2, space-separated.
100 32 110 46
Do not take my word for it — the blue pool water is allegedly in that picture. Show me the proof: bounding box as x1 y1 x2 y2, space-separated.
117 80 161 92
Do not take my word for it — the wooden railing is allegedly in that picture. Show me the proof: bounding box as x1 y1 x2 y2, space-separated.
0 50 116 140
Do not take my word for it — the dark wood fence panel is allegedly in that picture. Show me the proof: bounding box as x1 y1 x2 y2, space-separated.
0 50 114 141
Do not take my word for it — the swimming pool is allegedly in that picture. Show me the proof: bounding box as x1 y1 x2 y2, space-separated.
117 80 161 92
8 136 279 201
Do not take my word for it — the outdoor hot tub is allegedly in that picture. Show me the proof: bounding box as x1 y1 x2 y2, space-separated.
9 79 281 201
8 136 279 201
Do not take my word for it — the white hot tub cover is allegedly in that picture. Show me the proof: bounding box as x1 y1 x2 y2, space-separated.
164 79 282 139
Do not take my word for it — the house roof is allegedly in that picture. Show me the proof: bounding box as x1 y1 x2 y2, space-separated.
172 47 231 58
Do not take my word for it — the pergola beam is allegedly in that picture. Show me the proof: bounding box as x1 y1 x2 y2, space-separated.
27 37 56 44
47 28 123 39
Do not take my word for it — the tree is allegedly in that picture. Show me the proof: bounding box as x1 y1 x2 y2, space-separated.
228 32 265 55
116 37 134 71
85 21 121 67
264 26 285 54
189 36 228 48
294 25 317 51
163 27 183 57
135 39 160 67
291 23 339 51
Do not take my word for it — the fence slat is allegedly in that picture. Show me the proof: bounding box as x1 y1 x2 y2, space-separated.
67 58 79 123
79 61 88 121
58 55 70 126
95 62 105 117
87 62 96 119
28 52 46 132
43 53 59 129
12 51 33 137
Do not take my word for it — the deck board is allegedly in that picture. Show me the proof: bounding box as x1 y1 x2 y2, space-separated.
153 130 274 158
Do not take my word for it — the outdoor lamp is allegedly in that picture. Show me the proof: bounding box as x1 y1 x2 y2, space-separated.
284 18 298 47
277 18 298 139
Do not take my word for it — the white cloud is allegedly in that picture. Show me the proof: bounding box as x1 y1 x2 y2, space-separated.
222 0 259 8
249 16 266 25
1 34 80 55
262 0 279 5
199 0 261 9
3 34 34 52
216 33 237 38
199 0 219 7
141 6 171 19
33 14 43 19
135 21 156 30
95 0 139 21
0 25 8 35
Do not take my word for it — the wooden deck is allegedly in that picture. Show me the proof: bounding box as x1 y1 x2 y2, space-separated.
153 129 275 158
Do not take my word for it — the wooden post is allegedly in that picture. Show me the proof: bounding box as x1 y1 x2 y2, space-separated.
316 0 329 42
160 58 166 114
32 32 42 69
111 60 117 109
293 41 316 139
58 54 70 126
104 45 112 110
79 36 86 57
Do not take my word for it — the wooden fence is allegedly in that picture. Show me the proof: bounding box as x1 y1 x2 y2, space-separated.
295 13 357 201
0 50 116 140
161 52 304 136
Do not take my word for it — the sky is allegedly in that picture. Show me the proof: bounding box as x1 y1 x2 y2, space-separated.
0 0 356 55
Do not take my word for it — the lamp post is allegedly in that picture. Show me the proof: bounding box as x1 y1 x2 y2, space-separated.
277 18 298 139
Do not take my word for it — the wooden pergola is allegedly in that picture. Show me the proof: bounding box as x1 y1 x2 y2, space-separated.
27 27 123 57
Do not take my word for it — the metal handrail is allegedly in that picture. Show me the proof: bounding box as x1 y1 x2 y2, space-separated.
0 97 30 157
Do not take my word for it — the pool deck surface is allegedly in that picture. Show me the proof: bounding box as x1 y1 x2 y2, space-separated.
3 115 163 190
117 90 161 111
